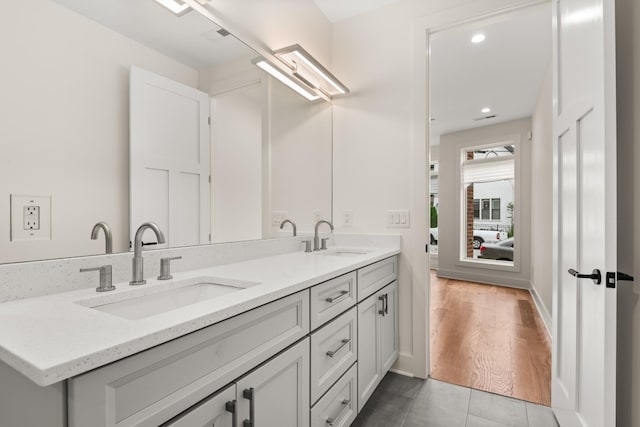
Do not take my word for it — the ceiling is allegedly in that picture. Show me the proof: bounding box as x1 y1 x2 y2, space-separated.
312 0 403 22
52 0 254 69
429 4 552 143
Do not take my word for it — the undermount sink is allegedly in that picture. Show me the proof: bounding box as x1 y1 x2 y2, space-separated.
82 278 251 320
316 248 373 257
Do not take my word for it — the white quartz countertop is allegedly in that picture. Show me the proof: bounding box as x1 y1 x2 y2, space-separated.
0 246 399 386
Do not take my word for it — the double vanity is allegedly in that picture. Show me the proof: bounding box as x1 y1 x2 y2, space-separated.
0 234 400 427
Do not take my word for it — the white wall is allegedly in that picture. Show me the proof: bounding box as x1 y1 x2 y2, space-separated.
0 0 197 264
530 64 553 329
330 0 538 377
436 118 532 288
210 84 264 243
269 81 333 235
615 0 639 423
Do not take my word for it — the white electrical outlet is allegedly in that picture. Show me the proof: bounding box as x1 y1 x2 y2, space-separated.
386 210 410 228
11 195 52 241
343 210 353 227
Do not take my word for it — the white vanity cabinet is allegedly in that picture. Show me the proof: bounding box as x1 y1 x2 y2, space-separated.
68 291 309 427
165 338 310 427
357 280 399 411
162 384 236 427
236 338 310 427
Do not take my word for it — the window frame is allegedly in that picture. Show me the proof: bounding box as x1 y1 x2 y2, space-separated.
456 136 521 272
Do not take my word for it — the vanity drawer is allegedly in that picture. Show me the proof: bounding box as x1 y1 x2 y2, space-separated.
310 271 357 330
357 256 398 302
310 307 357 404
310 363 358 427
68 291 309 427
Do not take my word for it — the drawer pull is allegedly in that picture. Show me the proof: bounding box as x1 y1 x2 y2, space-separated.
378 295 386 316
326 339 351 358
226 400 238 427
325 290 349 304
326 399 351 426
242 388 254 427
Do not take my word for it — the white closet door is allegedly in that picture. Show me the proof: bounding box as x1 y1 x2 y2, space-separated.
130 66 210 248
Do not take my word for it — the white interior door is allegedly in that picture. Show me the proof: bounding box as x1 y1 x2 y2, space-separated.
130 66 210 248
552 0 617 425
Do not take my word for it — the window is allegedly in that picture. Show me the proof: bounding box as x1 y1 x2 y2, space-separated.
473 198 501 220
492 199 501 220
461 142 515 265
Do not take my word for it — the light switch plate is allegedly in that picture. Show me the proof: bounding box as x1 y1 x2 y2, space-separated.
386 210 410 228
10 194 52 241
271 211 288 227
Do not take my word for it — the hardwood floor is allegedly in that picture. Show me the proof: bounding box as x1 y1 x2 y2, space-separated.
429 271 552 406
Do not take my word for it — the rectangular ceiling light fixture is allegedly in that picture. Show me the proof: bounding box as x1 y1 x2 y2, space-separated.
274 44 350 97
253 57 321 101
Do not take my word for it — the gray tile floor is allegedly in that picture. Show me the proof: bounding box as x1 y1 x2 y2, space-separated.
351 373 559 427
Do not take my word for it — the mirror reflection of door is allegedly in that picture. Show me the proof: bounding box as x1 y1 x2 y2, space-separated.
130 66 211 249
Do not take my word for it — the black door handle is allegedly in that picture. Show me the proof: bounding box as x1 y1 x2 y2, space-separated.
618 272 634 281
568 268 602 285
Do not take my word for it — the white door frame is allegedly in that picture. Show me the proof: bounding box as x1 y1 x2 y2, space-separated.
411 0 550 379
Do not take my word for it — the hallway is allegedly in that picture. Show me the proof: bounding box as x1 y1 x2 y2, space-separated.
430 272 551 405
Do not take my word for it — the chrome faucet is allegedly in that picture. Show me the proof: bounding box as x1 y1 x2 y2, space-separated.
280 219 297 236
314 220 334 251
91 221 113 254
130 222 166 286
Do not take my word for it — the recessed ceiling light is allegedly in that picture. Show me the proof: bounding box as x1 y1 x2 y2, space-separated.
471 33 486 44
481 107 491 113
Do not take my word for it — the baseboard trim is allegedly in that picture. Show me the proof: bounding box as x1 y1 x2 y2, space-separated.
530 286 552 335
436 268 531 289
389 368 415 378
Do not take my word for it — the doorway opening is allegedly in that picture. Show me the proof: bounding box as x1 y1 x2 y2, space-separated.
427 3 553 405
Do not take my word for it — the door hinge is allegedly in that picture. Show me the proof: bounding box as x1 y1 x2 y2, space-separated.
208 175 211 183
425 243 429 253
208 233 211 242
208 116 211 125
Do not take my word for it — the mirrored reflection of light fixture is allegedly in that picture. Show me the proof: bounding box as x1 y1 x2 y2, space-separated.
153 0 191 16
252 57 320 101
153 0 211 17
273 44 350 98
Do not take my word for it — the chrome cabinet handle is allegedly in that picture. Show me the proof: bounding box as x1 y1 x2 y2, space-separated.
568 268 602 285
326 339 350 358
226 400 238 427
378 295 385 316
326 399 351 426
325 290 349 304
242 388 254 427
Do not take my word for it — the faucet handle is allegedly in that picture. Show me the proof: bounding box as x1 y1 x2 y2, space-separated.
80 265 115 292
301 240 312 253
158 256 182 280
321 237 330 250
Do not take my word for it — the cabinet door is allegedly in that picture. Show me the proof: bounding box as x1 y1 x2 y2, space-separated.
237 338 310 427
163 384 236 427
357 291 382 411
379 281 399 374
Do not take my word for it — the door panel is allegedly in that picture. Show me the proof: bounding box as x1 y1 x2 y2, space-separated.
357 292 381 411
130 66 210 248
552 0 618 423
237 338 310 427
380 281 399 373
